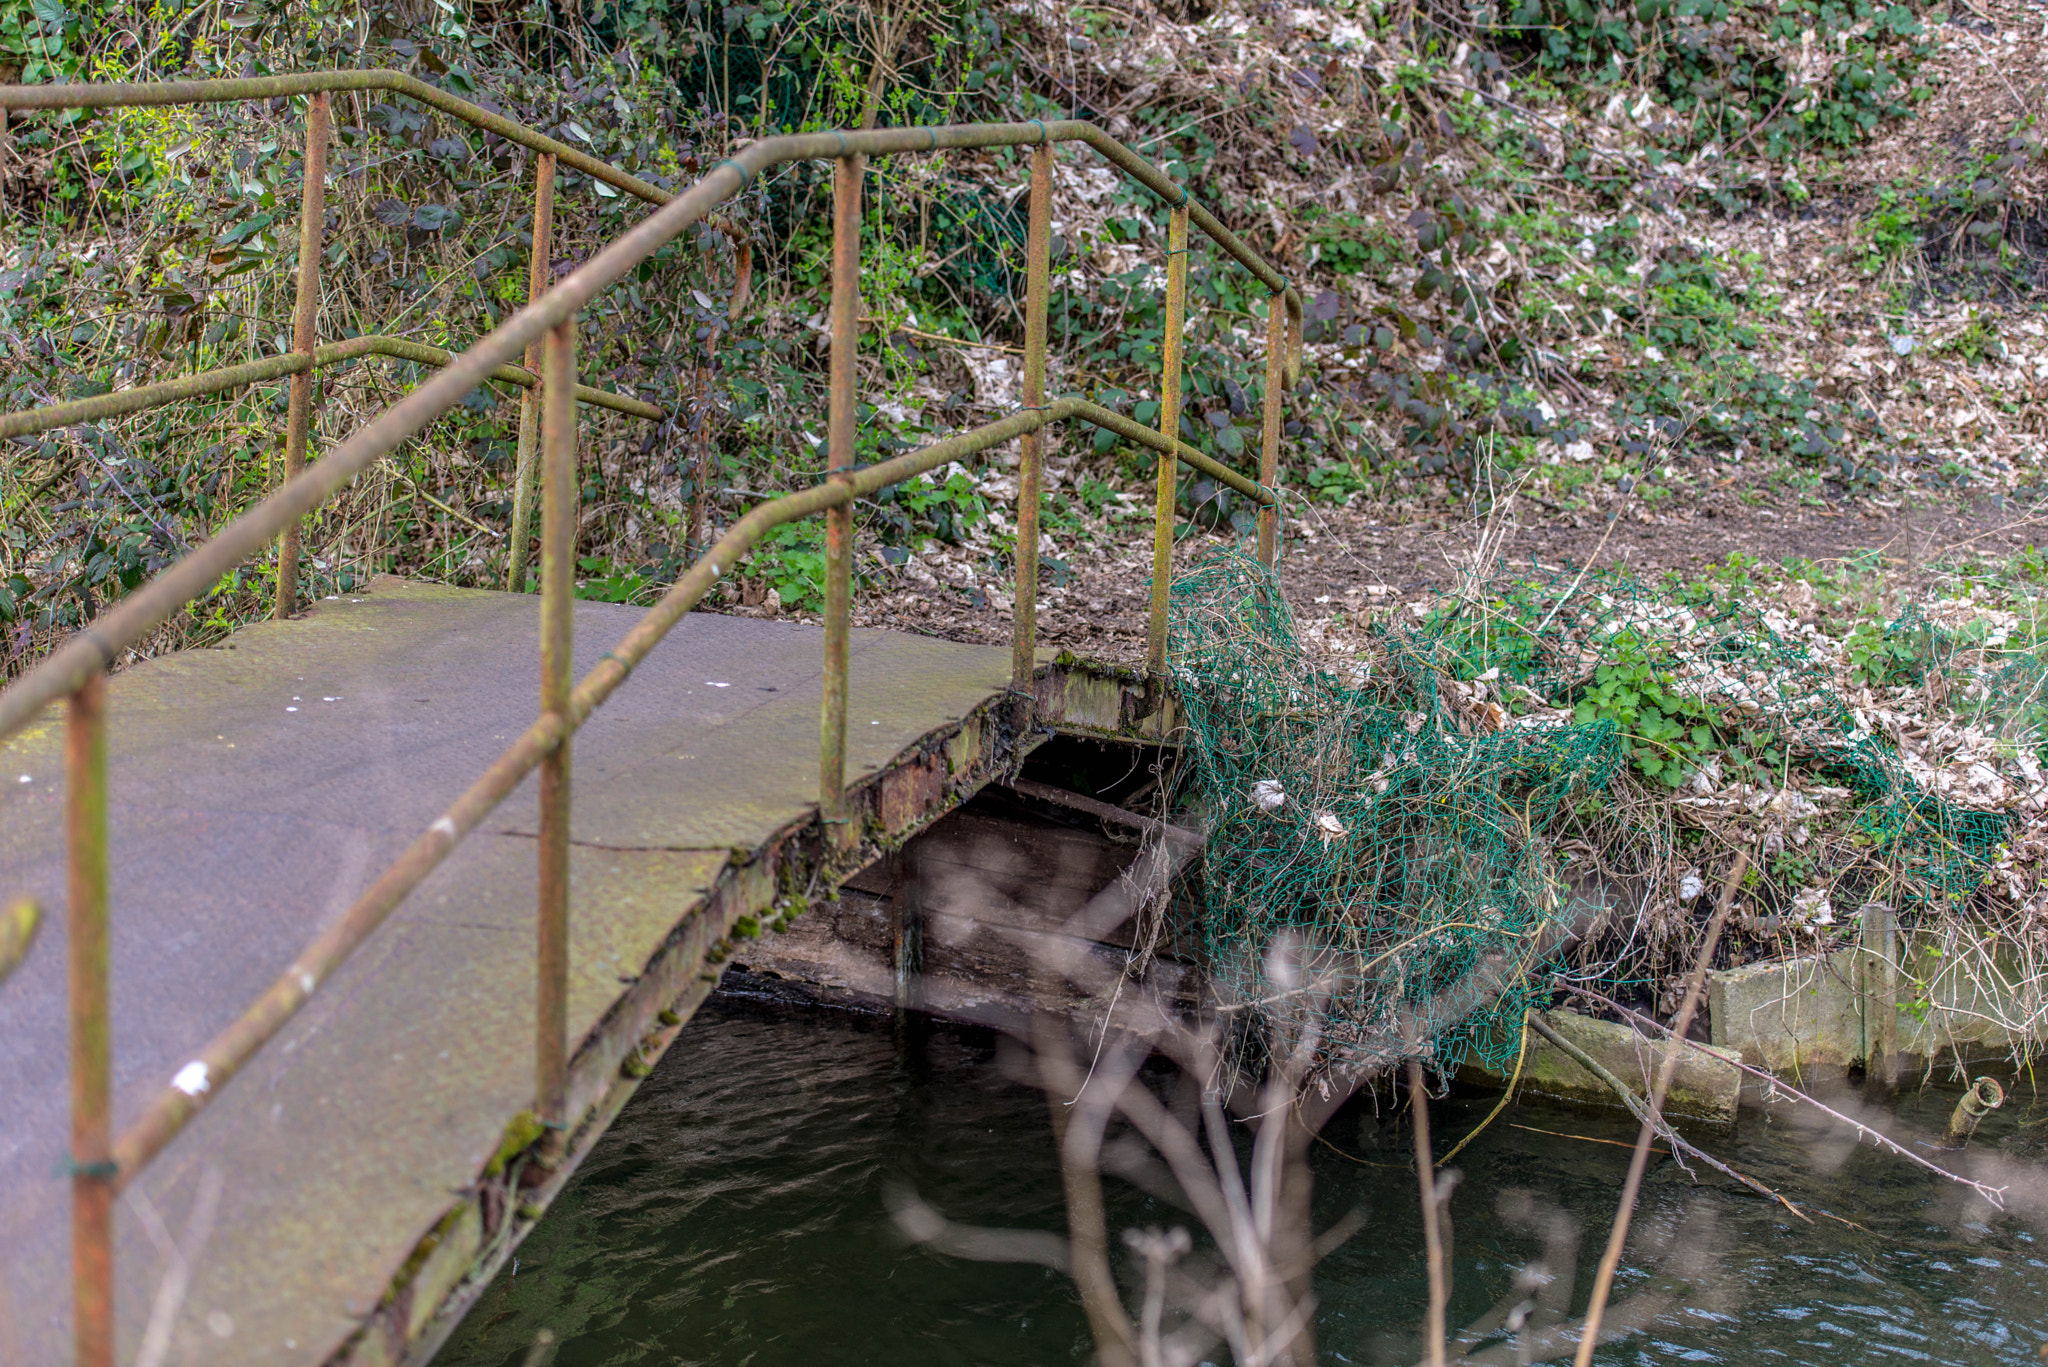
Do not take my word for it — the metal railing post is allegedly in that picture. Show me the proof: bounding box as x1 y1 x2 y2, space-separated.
505 151 557 592
68 671 113 1367
1010 142 1053 692
536 315 576 1132
1147 201 1189 673
820 153 861 842
1257 288 1285 567
275 91 330 619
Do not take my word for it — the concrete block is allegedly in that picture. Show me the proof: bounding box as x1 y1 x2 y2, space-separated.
1707 935 2042 1083
1462 1009 1742 1123
1709 952 1863 1081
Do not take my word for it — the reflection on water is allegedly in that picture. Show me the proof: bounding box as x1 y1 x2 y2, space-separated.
435 995 2048 1367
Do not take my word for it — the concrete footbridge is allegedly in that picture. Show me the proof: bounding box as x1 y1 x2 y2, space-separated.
0 580 1168 1364
0 70 1300 1367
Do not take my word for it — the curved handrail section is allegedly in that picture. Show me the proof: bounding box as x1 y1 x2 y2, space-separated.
103 394 1270 1179
0 73 1304 362
0 70 675 206
0 334 663 442
0 102 1305 741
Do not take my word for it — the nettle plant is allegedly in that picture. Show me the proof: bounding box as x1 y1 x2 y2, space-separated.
1570 630 1719 787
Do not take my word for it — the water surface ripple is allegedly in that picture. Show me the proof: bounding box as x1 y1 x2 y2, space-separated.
435 997 2047 1366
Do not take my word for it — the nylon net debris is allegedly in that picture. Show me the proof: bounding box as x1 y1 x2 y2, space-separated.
1166 551 1621 1076
1165 550 2022 1076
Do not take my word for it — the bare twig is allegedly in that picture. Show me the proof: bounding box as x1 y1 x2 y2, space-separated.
129 1165 223 1367
1524 1011 1811 1223
1566 984 2010 1209
1410 1058 1450 1367
1573 850 1745 1367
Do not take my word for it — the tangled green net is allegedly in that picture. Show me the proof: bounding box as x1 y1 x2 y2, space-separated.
1167 550 2028 1075
1431 567 2014 900
1166 551 1622 1075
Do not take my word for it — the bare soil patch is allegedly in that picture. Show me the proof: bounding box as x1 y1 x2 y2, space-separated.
814 489 2048 669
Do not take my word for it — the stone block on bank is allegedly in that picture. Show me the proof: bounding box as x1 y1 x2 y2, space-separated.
1461 1008 1742 1123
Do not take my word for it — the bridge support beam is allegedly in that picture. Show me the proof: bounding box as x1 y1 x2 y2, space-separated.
891 840 925 1018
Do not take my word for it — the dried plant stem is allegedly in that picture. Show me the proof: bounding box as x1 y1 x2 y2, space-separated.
1409 1058 1449 1367
1565 984 2009 1208
1435 1006 1529 1169
1524 1011 1811 1224
1033 1013 1140 1367
1572 850 1746 1367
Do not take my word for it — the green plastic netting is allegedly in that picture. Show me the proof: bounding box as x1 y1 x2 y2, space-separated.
1166 551 1622 1076
1440 568 2014 899
1166 550 2025 1075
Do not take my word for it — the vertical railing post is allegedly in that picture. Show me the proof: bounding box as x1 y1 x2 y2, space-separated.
1010 140 1053 693
506 151 557 593
1147 201 1189 674
536 315 577 1134
68 671 112 1367
820 153 861 845
1257 288 1285 567
275 91 330 619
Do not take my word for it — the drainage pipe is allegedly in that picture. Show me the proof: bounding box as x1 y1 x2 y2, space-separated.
1940 1076 2005 1149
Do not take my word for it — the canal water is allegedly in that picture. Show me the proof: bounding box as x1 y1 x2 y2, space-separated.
435 993 2048 1366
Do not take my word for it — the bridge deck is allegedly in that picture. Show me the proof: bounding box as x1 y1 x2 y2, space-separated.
0 579 1046 1365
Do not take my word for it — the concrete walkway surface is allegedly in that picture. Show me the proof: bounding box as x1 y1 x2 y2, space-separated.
0 578 1016 1365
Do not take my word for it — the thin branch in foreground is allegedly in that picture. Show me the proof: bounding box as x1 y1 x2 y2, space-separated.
1564 984 2009 1209
1572 851 1745 1367
1409 1058 1450 1367
1522 1012 1812 1224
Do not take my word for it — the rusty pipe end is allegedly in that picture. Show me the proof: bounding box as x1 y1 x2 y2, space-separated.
1940 1075 2006 1149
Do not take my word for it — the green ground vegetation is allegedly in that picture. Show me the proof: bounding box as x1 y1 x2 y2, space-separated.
0 0 2042 673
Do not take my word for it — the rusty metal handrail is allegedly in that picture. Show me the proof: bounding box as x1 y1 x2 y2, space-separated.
0 73 1302 343
0 70 676 205
1 74 683 618
0 112 1297 739
102 394 1273 1176
0 333 664 442
0 77 1304 1367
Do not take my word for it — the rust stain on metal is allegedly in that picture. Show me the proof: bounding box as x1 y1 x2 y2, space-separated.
536 317 578 1131
1258 286 1286 567
1148 201 1189 674
819 154 862 844
67 672 112 1367
875 748 950 834
1010 141 1052 691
